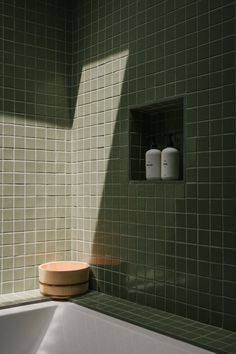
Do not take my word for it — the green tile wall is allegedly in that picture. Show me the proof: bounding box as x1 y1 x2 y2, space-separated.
71 0 236 331
0 0 72 294
0 0 235 334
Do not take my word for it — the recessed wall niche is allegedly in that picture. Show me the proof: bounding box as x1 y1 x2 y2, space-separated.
129 97 184 182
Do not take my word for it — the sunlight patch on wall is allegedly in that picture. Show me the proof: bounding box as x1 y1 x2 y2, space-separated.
72 49 129 207
72 50 129 261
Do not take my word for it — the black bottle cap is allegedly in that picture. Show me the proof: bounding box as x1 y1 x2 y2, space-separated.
151 142 157 149
166 134 174 147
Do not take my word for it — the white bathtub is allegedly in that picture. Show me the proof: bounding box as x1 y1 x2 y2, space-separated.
0 301 214 354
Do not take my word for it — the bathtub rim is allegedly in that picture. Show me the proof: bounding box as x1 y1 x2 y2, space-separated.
0 299 224 354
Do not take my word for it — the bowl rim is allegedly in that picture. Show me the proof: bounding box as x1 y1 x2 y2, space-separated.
38 261 89 272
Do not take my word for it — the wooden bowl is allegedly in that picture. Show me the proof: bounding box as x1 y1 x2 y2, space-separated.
39 261 89 299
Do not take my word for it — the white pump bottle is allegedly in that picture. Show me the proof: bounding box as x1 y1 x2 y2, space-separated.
145 143 161 180
161 135 179 180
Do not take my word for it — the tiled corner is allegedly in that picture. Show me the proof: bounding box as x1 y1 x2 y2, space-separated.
0 0 235 337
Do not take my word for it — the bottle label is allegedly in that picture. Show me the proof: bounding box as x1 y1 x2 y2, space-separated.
145 153 161 179
161 151 179 180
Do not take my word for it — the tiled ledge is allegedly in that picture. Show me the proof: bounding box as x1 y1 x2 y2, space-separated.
0 289 46 308
72 292 236 354
0 290 235 354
